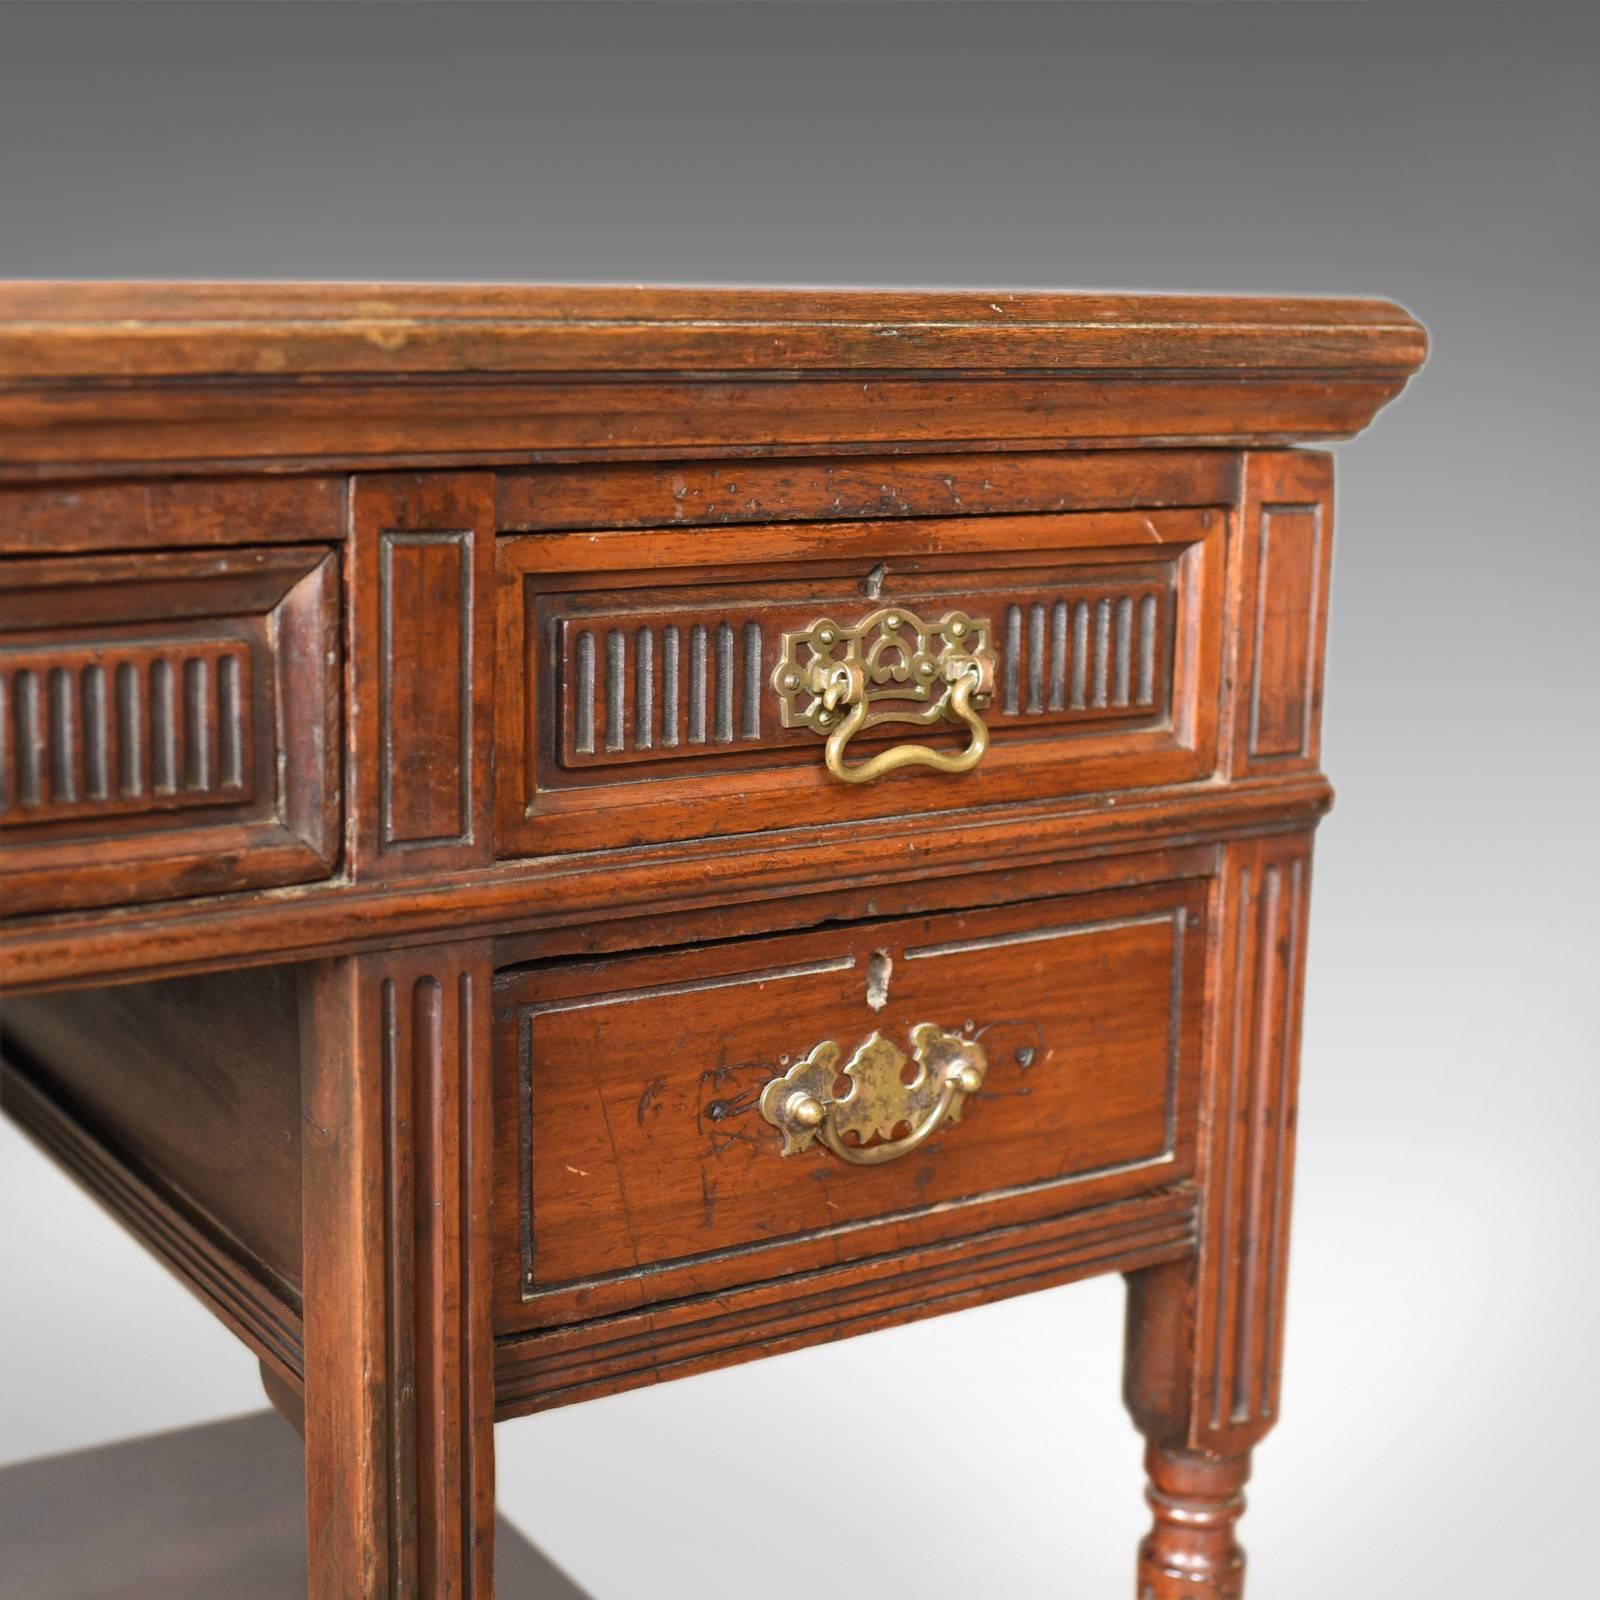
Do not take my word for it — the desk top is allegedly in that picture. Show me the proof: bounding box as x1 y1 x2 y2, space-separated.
0 281 1426 379
0 283 1425 478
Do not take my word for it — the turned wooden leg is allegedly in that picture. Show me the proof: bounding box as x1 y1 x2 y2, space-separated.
299 941 497 1599
1137 1445 1250 1598
1124 835 1312 1597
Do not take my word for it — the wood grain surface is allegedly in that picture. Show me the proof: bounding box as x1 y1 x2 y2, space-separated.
0 281 1423 1598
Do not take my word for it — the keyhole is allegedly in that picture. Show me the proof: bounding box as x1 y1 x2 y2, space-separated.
866 949 893 1013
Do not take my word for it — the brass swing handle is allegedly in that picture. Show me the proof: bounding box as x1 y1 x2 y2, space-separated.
759 1024 987 1166
772 607 998 785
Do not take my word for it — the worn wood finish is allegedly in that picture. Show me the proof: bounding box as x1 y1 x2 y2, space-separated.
495 447 1241 532
0 473 345 555
0 283 1428 378
1228 452 1335 777
0 965 303 1297
348 473 496 879
0 285 1423 480
0 283 1422 1597
497 507 1225 854
0 544 340 913
494 878 1204 1331
497 1189 1198 1417
0 775 1331 995
298 941 496 1600
1123 832 1313 1590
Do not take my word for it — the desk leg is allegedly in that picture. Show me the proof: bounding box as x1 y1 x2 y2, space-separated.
1124 834 1312 1598
299 941 497 1599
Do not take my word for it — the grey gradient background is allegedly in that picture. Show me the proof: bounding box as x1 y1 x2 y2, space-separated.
2 3 1597 1596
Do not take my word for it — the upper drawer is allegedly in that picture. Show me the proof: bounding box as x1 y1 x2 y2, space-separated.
0 546 339 914
496 508 1224 855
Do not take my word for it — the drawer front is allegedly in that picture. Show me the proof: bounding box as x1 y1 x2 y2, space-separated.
497 507 1224 854
492 876 1205 1331
0 546 339 913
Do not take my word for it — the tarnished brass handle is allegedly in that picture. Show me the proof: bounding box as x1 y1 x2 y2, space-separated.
759 1024 987 1165
773 607 997 785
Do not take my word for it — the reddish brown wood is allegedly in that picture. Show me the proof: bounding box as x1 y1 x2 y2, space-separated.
496 447 1241 532
492 838 1222 967
348 473 496 879
260 1359 307 1438
0 283 1423 1597
0 1058 303 1385
493 877 1205 1331
0 373 1420 482
0 473 345 555
0 965 303 1297
298 940 496 1600
497 1189 1197 1417
1228 453 1335 776
0 285 1424 480
1122 832 1313 1585
0 776 1332 995
496 506 1225 855
0 544 339 913
0 283 1427 379
1137 1446 1251 1599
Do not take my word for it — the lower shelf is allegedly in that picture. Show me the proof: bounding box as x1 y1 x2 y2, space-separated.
0 1413 590 1600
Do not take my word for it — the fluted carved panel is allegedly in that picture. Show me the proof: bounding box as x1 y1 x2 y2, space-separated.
300 944 496 1599
1 638 254 825
0 545 338 915
1195 835 1312 1451
550 575 1174 772
500 507 1225 858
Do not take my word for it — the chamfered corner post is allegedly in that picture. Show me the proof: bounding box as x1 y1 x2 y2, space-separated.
298 939 497 1599
1122 831 1314 1598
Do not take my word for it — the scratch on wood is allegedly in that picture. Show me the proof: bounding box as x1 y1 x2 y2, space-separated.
636 1073 667 1127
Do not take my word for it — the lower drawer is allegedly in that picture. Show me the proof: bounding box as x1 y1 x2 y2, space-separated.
491 876 1206 1338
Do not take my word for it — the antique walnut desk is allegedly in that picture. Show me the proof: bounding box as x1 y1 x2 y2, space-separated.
0 285 1424 1598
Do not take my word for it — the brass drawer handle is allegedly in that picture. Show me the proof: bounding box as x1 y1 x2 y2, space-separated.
773 607 997 784
760 1024 987 1165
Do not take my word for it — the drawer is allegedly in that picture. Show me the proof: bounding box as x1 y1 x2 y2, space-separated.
491 875 1205 1333
496 507 1225 855
0 546 339 913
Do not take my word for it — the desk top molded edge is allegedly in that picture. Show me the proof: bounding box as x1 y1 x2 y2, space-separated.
0 282 1426 381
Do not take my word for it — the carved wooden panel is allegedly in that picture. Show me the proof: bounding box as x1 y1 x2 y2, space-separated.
2 637 254 824
498 507 1226 856
1231 452 1334 775
0 546 339 914
1192 832 1312 1453
551 573 1173 772
299 942 496 1599
350 474 496 878
491 876 1207 1334
1126 838 1312 1472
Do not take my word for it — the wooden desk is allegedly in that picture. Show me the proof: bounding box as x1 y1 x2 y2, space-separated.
0 284 1424 1598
